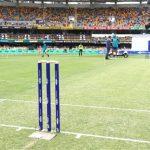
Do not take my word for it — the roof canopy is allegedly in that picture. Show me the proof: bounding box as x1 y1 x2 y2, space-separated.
0 0 149 7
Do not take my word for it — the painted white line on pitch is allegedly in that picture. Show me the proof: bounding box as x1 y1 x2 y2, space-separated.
0 123 150 144
0 99 5 103
16 127 23 131
61 103 150 113
0 98 150 113
75 134 81 139
62 131 150 144
0 124 35 130
0 99 36 104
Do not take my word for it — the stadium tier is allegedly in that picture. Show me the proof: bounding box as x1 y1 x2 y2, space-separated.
0 7 149 30
0 33 131 43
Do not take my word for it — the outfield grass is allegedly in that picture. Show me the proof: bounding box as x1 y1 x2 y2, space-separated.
0 54 150 150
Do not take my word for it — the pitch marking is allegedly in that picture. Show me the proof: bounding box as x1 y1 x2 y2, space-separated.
0 123 150 144
0 98 150 113
0 99 5 103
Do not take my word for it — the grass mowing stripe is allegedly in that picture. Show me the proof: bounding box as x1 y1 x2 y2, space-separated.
0 123 150 144
1 98 150 113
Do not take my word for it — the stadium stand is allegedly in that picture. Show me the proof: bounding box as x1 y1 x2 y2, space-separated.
0 7 149 29
0 1 149 51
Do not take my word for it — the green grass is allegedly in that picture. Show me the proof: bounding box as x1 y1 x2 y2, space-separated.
0 54 150 150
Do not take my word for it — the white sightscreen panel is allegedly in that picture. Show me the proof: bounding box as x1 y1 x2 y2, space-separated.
132 35 150 51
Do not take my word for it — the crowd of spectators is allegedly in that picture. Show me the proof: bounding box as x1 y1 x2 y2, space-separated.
92 36 132 43
0 45 28 50
79 8 149 29
0 33 91 41
0 6 149 28
0 45 132 51
0 45 110 51
0 33 132 43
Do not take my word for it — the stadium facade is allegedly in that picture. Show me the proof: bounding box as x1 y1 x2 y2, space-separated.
0 0 149 51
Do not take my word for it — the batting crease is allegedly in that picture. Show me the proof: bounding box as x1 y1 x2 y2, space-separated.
0 98 150 113
0 123 150 144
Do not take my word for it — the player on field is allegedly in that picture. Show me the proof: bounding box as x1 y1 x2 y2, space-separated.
112 35 119 58
79 43 84 56
42 43 49 57
105 36 111 59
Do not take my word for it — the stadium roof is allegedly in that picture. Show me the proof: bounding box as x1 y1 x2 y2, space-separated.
0 0 149 7
30 0 148 3
51 0 147 2
34 0 149 6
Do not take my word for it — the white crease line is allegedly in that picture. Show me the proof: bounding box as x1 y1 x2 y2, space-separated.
0 123 150 144
0 99 36 104
0 124 35 130
75 134 81 139
0 98 150 113
0 100 5 103
61 103 150 113
16 127 23 131
62 131 150 144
